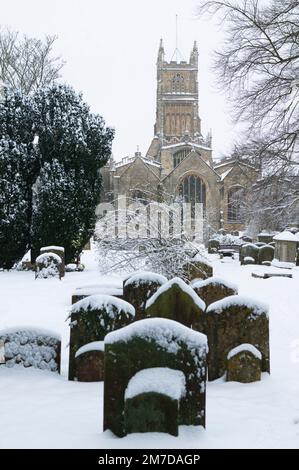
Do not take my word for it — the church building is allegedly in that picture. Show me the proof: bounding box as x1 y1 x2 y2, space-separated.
101 40 259 234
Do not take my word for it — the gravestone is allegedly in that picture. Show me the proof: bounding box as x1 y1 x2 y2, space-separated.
40 246 65 277
104 318 208 437
258 232 274 244
183 254 213 282
208 239 220 254
145 277 205 331
72 284 123 304
240 244 259 265
192 277 238 309
206 296 269 381
68 294 135 380
226 344 262 383
124 367 185 436
258 245 275 265
123 272 167 320
74 341 104 382
35 252 62 279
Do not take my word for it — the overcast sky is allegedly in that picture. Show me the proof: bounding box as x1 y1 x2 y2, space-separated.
1 0 241 161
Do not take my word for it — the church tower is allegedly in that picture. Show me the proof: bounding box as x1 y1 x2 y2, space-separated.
155 39 202 143
146 39 209 163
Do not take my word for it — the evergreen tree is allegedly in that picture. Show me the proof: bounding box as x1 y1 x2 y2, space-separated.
0 89 38 268
0 139 37 268
31 84 114 262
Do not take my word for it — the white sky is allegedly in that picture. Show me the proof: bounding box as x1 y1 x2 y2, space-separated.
0 0 241 161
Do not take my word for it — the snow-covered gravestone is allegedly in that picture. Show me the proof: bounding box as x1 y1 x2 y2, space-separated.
206 296 269 381
0 328 61 372
104 318 208 437
68 295 135 381
192 277 238 309
208 239 220 254
258 244 275 265
124 368 186 436
226 344 262 383
258 232 274 245
240 244 259 265
40 246 65 277
35 252 62 279
71 284 123 305
182 253 213 282
74 341 104 382
123 271 167 320
145 277 206 332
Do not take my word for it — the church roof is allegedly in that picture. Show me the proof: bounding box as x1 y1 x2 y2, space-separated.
161 148 221 182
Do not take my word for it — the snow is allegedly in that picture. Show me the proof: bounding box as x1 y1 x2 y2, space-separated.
0 326 61 341
191 276 238 292
70 294 135 317
73 285 123 297
36 252 62 264
66 263 77 271
220 167 232 181
125 368 186 401
206 295 269 317
273 231 298 242
272 259 295 269
124 271 168 287
244 256 255 262
75 341 104 358
242 243 258 249
41 246 65 252
1 248 299 448
258 231 274 237
105 317 208 355
227 344 262 361
145 277 206 311
192 253 213 267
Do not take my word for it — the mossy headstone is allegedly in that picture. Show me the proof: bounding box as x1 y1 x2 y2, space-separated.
226 344 262 383
258 245 275 265
145 277 206 331
206 296 269 381
123 272 167 320
183 254 213 281
124 367 185 437
74 341 104 382
208 239 220 254
240 244 259 265
104 318 208 437
192 277 238 309
68 295 135 380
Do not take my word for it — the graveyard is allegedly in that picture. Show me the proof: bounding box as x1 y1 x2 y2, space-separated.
0 243 299 449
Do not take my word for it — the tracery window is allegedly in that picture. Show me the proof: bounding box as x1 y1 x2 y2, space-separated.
227 186 245 222
172 73 185 93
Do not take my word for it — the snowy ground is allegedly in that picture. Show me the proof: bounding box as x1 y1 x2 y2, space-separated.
1 250 299 449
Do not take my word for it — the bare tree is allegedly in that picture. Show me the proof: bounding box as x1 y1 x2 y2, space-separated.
94 196 209 280
0 27 65 94
197 0 299 167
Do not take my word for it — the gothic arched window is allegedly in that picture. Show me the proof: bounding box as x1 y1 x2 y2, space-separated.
172 73 185 93
227 186 245 222
179 175 206 207
173 148 191 168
